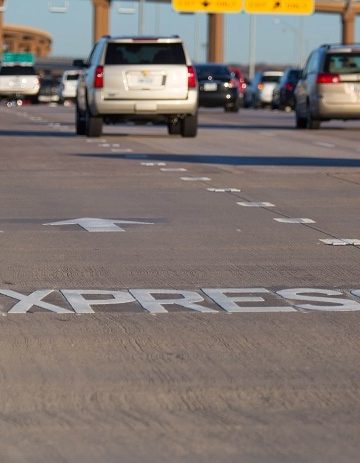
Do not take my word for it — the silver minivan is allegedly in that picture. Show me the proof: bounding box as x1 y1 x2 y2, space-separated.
295 44 360 129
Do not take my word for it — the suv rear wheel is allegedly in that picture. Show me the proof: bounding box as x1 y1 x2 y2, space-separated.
85 107 103 137
306 104 320 130
75 104 86 135
181 114 198 138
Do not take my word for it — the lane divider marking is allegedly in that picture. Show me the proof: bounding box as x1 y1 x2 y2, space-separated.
181 177 211 181
320 238 360 246
207 188 241 193
237 201 275 207
161 168 187 172
274 218 316 224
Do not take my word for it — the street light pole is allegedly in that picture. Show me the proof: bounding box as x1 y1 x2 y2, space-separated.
248 15 256 80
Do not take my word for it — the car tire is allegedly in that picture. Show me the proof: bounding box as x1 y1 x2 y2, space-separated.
181 113 198 138
224 103 239 113
295 110 307 129
75 105 86 135
168 118 181 135
306 105 320 130
85 107 103 137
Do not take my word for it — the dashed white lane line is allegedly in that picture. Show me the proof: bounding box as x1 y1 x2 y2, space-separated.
181 177 211 181
274 218 316 224
314 142 335 148
258 131 275 137
99 143 111 148
86 139 107 143
237 201 275 207
141 162 167 166
111 148 134 153
320 238 360 246
207 188 241 193
161 168 187 172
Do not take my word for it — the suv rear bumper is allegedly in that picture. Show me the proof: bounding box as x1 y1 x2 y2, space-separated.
317 100 360 120
90 90 198 116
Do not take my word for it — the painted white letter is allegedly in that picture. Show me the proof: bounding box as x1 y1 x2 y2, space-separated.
61 290 136 313
130 289 217 314
277 288 360 311
202 288 295 312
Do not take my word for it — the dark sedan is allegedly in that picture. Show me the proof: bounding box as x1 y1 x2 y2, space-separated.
272 68 302 111
195 64 239 112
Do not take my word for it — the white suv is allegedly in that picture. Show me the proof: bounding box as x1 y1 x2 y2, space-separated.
74 35 199 137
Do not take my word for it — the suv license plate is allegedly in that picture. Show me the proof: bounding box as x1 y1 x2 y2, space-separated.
204 82 217 91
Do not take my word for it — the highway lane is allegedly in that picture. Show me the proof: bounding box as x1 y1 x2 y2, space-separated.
0 104 359 462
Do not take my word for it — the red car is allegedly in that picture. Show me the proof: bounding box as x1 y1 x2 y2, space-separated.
228 66 247 107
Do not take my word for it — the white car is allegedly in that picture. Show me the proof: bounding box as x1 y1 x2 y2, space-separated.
58 70 80 103
245 70 283 108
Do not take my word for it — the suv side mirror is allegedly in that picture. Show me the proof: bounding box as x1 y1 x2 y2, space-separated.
73 59 87 68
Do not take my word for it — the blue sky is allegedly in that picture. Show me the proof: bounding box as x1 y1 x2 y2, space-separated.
4 0 360 67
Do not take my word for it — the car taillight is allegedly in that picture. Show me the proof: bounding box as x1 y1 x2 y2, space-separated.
316 73 340 84
94 65 104 88
187 66 197 88
241 81 247 90
284 82 294 91
257 83 264 90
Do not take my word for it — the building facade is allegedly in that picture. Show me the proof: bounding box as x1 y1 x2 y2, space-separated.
3 24 52 57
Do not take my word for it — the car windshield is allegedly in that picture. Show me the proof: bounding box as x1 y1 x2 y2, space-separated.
325 53 360 74
261 75 282 83
105 43 186 65
0 66 37 75
195 66 231 80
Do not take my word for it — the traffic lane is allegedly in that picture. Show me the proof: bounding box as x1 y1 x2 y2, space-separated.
0 313 359 463
0 108 360 287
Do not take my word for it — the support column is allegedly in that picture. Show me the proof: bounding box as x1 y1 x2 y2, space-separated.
92 0 111 44
342 9 355 44
0 0 4 57
207 14 224 63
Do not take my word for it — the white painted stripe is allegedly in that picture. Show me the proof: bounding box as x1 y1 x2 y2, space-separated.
111 148 134 153
314 142 335 148
237 201 275 207
112 144 120 148
274 218 315 224
207 188 241 193
86 139 106 143
161 168 187 172
320 238 360 246
141 162 167 166
181 177 211 181
99 143 110 147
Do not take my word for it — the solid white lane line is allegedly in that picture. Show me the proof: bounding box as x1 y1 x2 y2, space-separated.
320 238 360 246
237 201 275 207
274 218 316 224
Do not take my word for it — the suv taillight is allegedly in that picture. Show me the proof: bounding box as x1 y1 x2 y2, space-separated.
187 66 197 88
94 65 104 88
284 82 294 91
317 73 340 84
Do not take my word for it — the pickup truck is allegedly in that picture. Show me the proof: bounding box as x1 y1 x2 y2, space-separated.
0 65 40 102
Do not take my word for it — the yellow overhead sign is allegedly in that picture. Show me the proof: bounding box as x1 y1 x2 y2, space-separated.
172 0 242 13
245 0 314 14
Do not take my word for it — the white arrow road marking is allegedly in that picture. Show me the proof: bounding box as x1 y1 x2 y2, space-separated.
207 188 241 192
274 218 316 224
44 217 154 232
320 238 360 246
237 201 275 207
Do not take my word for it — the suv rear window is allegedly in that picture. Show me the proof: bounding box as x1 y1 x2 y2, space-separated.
195 65 231 80
65 74 79 81
325 53 360 74
0 66 37 75
261 75 282 83
105 43 186 65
